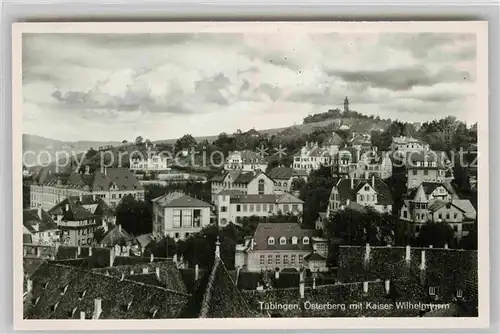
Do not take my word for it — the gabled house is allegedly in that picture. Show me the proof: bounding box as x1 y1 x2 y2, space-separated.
152 192 211 240
292 142 331 174
215 192 304 227
326 176 393 216
399 183 476 240
224 150 268 172
390 136 428 154
234 222 328 272
331 147 362 178
267 166 307 194
23 208 60 245
210 170 275 203
30 167 144 210
48 197 100 246
406 151 451 189
358 148 393 179
129 143 170 172
325 132 344 155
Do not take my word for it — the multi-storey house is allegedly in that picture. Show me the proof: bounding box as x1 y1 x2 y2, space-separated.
406 151 451 189
215 192 304 226
224 150 268 172
23 208 60 245
152 192 211 241
390 136 429 154
331 147 362 178
30 166 144 210
48 197 103 246
210 170 275 203
399 182 476 240
234 222 328 272
325 132 344 155
129 144 170 172
357 148 393 179
292 142 331 174
326 175 393 216
267 166 309 194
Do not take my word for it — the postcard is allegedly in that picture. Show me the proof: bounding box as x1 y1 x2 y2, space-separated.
12 21 489 330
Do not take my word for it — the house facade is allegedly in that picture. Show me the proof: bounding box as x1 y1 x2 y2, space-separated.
406 151 451 189
210 170 275 203
326 176 393 216
152 192 211 241
399 182 476 240
390 136 428 154
129 146 170 172
234 222 328 272
30 167 144 210
358 149 393 179
215 192 304 227
224 150 268 172
23 208 60 245
292 142 331 174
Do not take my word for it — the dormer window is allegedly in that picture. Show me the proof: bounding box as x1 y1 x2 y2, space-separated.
279 237 286 245
302 237 310 245
268 237 275 245
291 237 298 245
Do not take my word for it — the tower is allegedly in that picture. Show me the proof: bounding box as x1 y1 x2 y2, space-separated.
344 96 349 113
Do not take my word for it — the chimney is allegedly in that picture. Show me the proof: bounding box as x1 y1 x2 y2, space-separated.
275 269 280 280
385 280 390 294
364 243 370 264
79 194 83 202
93 298 102 319
150 253 154 263
215 236 221 259
37 207 42 219
195 264 199 281
65 204 69 211
312 276 316 290
104 167 107 175
27 279 33 293
405 245 411 262
80 311 86 320
371 175 375 188
363 281 369 293
118 225 122 233
156 267 160 279
109 247 115 267
173 254 178 263
350 177 354 189
93 194 96 201
85 165 90 175
142 267 149 274
36 246 41 258
420 250 426 270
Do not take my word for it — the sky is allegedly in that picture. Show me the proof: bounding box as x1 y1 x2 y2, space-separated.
22 32 478 142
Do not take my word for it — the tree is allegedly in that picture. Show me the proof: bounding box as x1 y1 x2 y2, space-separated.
92 226 107 244
135 136 144 145
299 166 336 228
291 178 307 191
122 140 128 144
458 224 477 250
174 134 197 153
115 195 152 236
416 222 455 248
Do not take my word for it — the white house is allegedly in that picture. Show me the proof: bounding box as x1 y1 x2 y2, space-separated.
292 142 331 174
23 208 60 245
224 150 268 172
152 192 211 241
326 176 393 216
215 192 304 227
210 170 275 203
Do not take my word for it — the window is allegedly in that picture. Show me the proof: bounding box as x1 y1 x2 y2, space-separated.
291 254 296 264
275 255 281 265
193 209 201 227
249 204 254 212
291 236 298 244
256 204 261 212
263 204 267 212
279 237 286 245
185 232 190 238
456 289 463 298
267 255 273 265
260 255 265 265
221 206 227 213
258 179 265 195
454 213 458 219
292 204 298 211
243 204 248 212
438 213 443 220
303 237 310 244
283 204 289 213
173 210 182 228
175 232 180 239
268 237 275 245
412 170 418 175
364 186 369 191
416 225 420 233
424 170 429 176
403 211 408 218
360 195 364 201
183 210 193 227
453 225 458 232
298 255 303 264
446 213 450 220
220 218 227 225
236 205 241 212
283 255 289 265
269 204 274 212
429 286 437 296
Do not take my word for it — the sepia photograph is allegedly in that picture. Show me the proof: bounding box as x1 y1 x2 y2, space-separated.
12 21 489 330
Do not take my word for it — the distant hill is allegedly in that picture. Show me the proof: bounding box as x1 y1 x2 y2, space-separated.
22 134 121 167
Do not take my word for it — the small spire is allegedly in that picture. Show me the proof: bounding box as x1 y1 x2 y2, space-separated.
215 236 221 259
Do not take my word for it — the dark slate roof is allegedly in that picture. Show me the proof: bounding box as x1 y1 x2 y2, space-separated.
229 193 303 204
40 168 143 192
100 225 134 247
135 234 153 248
304 251 326 261
210 171 228 182
292 169 309 177
327 132 344 146
252 223 315 251
126 273 164 288
408 182 455 199
268 167 293 180
23 209 59 233
335 177 393 205
180 258 256 318
152 192 211 208
235 170 265 184
24 262 189 319
67 195 115 218
48 197 95 221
